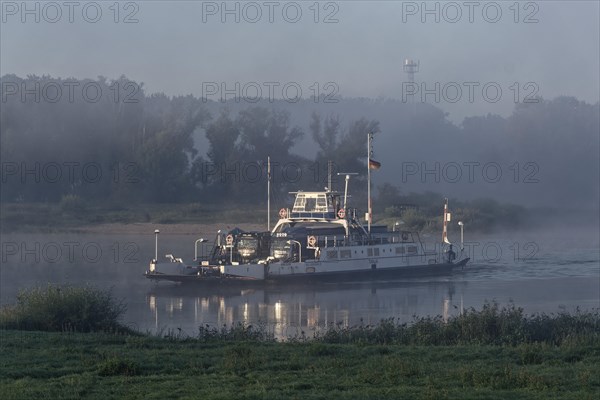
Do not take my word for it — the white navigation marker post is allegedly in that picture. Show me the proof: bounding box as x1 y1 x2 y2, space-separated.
442 198 451 244
154 229 160 262
458 221 464 251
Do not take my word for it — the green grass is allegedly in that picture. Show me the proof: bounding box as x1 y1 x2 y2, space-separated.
0 330 598 399
1 296 599 399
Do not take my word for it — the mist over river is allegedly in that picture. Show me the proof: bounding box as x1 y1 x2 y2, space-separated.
1 227 598 339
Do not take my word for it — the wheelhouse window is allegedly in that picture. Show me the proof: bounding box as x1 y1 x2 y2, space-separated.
292 193 329 213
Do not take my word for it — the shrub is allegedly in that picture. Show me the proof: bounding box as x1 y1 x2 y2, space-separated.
0 285 128 333
314 302 600 346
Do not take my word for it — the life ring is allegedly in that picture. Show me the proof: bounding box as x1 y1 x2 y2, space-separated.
278 208 287 218
308 235 317 247
401 232 409 241
225 234 234 245
337 208 345 219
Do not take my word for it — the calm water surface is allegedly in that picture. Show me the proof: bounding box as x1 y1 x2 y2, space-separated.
1 228 598 338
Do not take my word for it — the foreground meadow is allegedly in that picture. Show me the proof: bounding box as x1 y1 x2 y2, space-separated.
1 286 598 399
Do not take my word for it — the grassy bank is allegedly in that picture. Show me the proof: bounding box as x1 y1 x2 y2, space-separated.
1 329 599 400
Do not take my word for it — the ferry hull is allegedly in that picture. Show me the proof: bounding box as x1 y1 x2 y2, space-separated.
144 258 469 284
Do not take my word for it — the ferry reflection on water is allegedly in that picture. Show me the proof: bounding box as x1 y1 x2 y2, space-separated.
144 280 465 339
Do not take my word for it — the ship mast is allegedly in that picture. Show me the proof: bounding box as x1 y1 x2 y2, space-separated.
267 156 271 231
367 132 373 233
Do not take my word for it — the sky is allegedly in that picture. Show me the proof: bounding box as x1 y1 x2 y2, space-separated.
1 1 599 121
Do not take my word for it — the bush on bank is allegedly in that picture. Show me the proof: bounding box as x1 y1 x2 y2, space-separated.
313 302 600 346
0 285 128 333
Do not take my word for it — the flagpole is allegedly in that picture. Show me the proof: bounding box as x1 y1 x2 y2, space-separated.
367 133 371 233
267 156 271 232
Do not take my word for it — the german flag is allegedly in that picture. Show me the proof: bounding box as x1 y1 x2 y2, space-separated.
369 159 381 170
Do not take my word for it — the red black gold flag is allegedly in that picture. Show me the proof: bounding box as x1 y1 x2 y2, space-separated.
368 159 381 170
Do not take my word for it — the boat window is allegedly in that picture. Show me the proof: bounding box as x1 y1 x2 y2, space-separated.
396 247 405 254
367 248 373 257
340 250 351 259
316 195 327 210
292 194 306 212
293 193 330 213
327 250 338 259
407 246 417 254
374 248 380 256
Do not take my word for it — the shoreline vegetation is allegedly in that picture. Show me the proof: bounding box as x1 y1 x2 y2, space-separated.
1 198 594 234
1 286 599 399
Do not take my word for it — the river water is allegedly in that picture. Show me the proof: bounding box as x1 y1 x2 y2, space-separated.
1 228 598 339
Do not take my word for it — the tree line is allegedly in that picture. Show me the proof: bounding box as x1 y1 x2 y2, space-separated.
1 74 598 211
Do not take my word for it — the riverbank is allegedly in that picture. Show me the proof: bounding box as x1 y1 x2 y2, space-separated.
0 202 266 234
4 201 595 235
1 329 598 400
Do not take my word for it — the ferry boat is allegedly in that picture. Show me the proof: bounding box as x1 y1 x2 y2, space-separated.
145 134 469 283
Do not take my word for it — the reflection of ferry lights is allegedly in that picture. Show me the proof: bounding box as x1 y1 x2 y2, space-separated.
273 301 289 338
166 298 184 315
201 298 209 312
243 302 249 322
217 306 234 326
148 295 156 312
443 298 450 323
307 306 320 327
219 298 226 314
194 298 203 324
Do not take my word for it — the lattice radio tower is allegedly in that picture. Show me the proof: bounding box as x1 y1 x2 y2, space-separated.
403 58 420 106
